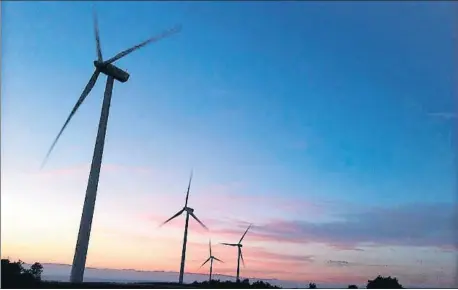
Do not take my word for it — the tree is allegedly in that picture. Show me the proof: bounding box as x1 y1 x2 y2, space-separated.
191 279 280 289
367 275 403 289
251 280 280 289
348 285 358 289
1 259 24 280
29 262 43 280
309 282 317 288
1 259 43 288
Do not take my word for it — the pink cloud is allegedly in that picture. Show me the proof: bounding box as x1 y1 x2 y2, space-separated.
206 202 456 251
195 188 326 216
140 201 456 254
246 249 314 264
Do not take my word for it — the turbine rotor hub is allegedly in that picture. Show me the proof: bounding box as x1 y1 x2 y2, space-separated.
93 61 130 83
185 207 194 213
93 60 104 68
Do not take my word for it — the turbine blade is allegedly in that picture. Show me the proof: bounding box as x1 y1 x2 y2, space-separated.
189 212 208 230
209 239 212 256
160 209 184 227
184 170 193 207
104 25 182 64
220 243 237 247
41 69 100 169
240 250 246 267
199 257 211 269
213 257 224 263
92 6 103 61
239 223 252 243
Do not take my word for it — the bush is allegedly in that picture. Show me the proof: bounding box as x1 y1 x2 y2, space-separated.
191 279 280 289
1 259 43 288
367 276 403 289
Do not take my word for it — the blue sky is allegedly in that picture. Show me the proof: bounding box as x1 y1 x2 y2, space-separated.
2 1 457 287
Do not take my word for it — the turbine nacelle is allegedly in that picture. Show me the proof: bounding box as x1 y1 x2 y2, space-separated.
93 61 130 83
184 206 194 213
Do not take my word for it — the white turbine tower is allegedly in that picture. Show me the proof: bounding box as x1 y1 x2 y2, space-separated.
199 239 223 282
221 224 252 283
160 172 208 284
41 8 181 284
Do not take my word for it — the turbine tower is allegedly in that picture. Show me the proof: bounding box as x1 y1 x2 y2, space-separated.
160 172 208 284
221 224 252 283
199 239 223 282
41 9 181 284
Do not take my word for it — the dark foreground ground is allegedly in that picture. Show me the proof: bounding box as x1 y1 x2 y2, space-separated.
3 281 198 289
45 281 197 288
3 280 281 289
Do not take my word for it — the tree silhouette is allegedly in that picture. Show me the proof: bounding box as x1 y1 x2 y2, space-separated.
241 279 250 285
348 285 358 289
191 279 280 289
29 262 44 280
1 259 42 288
1 259 23 281
367 276 403 289
251 280 280 289
309 282 317 288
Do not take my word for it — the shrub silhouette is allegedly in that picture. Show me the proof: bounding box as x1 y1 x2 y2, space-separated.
191 279 280 288
348 285 358 288
309 282 317 288
367 276 403 289
251 280 280 289
1 259 42 288
29 262 44 280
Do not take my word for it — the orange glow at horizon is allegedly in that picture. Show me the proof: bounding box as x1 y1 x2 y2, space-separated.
1 167 456 288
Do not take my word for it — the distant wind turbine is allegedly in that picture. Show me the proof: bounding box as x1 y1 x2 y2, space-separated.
40 7 181 284
199 239 223 282
221 224 252 283
160 171 208 284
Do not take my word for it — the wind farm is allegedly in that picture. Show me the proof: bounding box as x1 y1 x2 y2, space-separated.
20 6 261 287
2 1 456 289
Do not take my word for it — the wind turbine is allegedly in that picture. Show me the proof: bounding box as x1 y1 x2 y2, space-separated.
221 224 252 283
199 239 223 282
40 8 181 284
160 172 208 284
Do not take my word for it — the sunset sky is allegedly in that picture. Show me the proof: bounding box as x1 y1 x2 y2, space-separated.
1 1 457 288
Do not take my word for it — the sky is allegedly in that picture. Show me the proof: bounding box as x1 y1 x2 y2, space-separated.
1 1 457 288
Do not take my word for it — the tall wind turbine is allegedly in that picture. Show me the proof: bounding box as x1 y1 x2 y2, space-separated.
41 8 181 284
199 239 223 282
160 172 208 284
221 224 252 283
